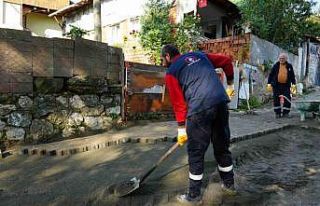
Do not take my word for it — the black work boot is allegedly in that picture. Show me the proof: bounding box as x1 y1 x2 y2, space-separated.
177 192 202 205
221 182 237 196
275 113 281 119
282 113 291 118
177 179 202 205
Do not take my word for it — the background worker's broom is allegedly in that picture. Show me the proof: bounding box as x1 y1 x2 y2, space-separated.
243 82 255 114
239 76 256 115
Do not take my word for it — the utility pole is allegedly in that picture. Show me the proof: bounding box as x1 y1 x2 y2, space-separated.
93 0 102 42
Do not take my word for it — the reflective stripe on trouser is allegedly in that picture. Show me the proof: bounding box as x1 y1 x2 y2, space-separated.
189 172 203 180
273 84 291 114
218 164 234 186
186 102 234 195
218 164 233 172
274 106 291 111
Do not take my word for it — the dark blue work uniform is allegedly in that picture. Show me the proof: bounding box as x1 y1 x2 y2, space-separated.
268 62 296 115
165 52 234 196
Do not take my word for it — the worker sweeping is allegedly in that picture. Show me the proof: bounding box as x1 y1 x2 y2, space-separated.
267 53 297 118
161 44 235 204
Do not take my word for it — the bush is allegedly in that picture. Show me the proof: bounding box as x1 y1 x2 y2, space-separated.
238 96 263 110
66 25 88 40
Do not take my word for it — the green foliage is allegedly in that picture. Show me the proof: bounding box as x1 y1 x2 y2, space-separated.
109 113 119 120
305 15 320 37
262 59 274 74
139 0 174 64
139 0 202 64
236 0 318 52
66 25 88 40
175 15 203 53
238 96 263 110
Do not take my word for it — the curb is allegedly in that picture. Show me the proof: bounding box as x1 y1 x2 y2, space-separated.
230 124 292 143
11 123 316 158
18 136 177 157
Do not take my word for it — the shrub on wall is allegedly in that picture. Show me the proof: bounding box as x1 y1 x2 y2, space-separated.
66 25 88 40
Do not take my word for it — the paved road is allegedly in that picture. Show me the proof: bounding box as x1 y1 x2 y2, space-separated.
1 88 319 206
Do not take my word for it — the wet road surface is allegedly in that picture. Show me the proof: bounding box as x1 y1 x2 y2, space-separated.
1 127 320 206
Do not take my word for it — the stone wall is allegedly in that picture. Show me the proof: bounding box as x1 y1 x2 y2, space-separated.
0 28 123 145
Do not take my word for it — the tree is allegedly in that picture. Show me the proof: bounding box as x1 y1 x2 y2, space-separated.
139 0 203 64
139 0 174 64
237 0 318 52
175 14 203 54
305 15 320 37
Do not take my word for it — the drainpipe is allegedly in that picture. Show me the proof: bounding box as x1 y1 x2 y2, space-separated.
93 0 102 42
0 0 3 25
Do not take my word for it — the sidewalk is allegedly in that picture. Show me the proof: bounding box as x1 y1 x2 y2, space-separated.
18 107 297 157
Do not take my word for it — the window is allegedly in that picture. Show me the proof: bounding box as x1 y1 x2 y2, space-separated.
129 17 140 33
110 23 121 44
2 2 22 29
204 24 217 39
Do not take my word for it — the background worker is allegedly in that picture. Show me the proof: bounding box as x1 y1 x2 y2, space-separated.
161 44 235 204
267 53 297 118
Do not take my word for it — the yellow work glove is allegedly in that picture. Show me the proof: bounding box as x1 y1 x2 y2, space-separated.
177 127 188 146
226 84 235 99
266 84 272 93
291 84 297 95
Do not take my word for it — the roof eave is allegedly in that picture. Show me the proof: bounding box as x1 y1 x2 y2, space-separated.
48 0 92 17
208 0 240 17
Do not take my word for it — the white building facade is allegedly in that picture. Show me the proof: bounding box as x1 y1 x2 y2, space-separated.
64 0 197 45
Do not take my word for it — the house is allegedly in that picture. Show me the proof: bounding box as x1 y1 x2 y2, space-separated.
197 0 240 38
0 0 69 37
49 0 240 63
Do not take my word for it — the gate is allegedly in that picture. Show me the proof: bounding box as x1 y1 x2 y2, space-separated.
124 62 172 120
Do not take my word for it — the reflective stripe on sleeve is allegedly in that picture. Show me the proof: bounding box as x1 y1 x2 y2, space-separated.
218 165 233 172
189 172 203 180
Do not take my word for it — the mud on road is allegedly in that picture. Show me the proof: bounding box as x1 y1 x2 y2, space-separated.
1 127 319 206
